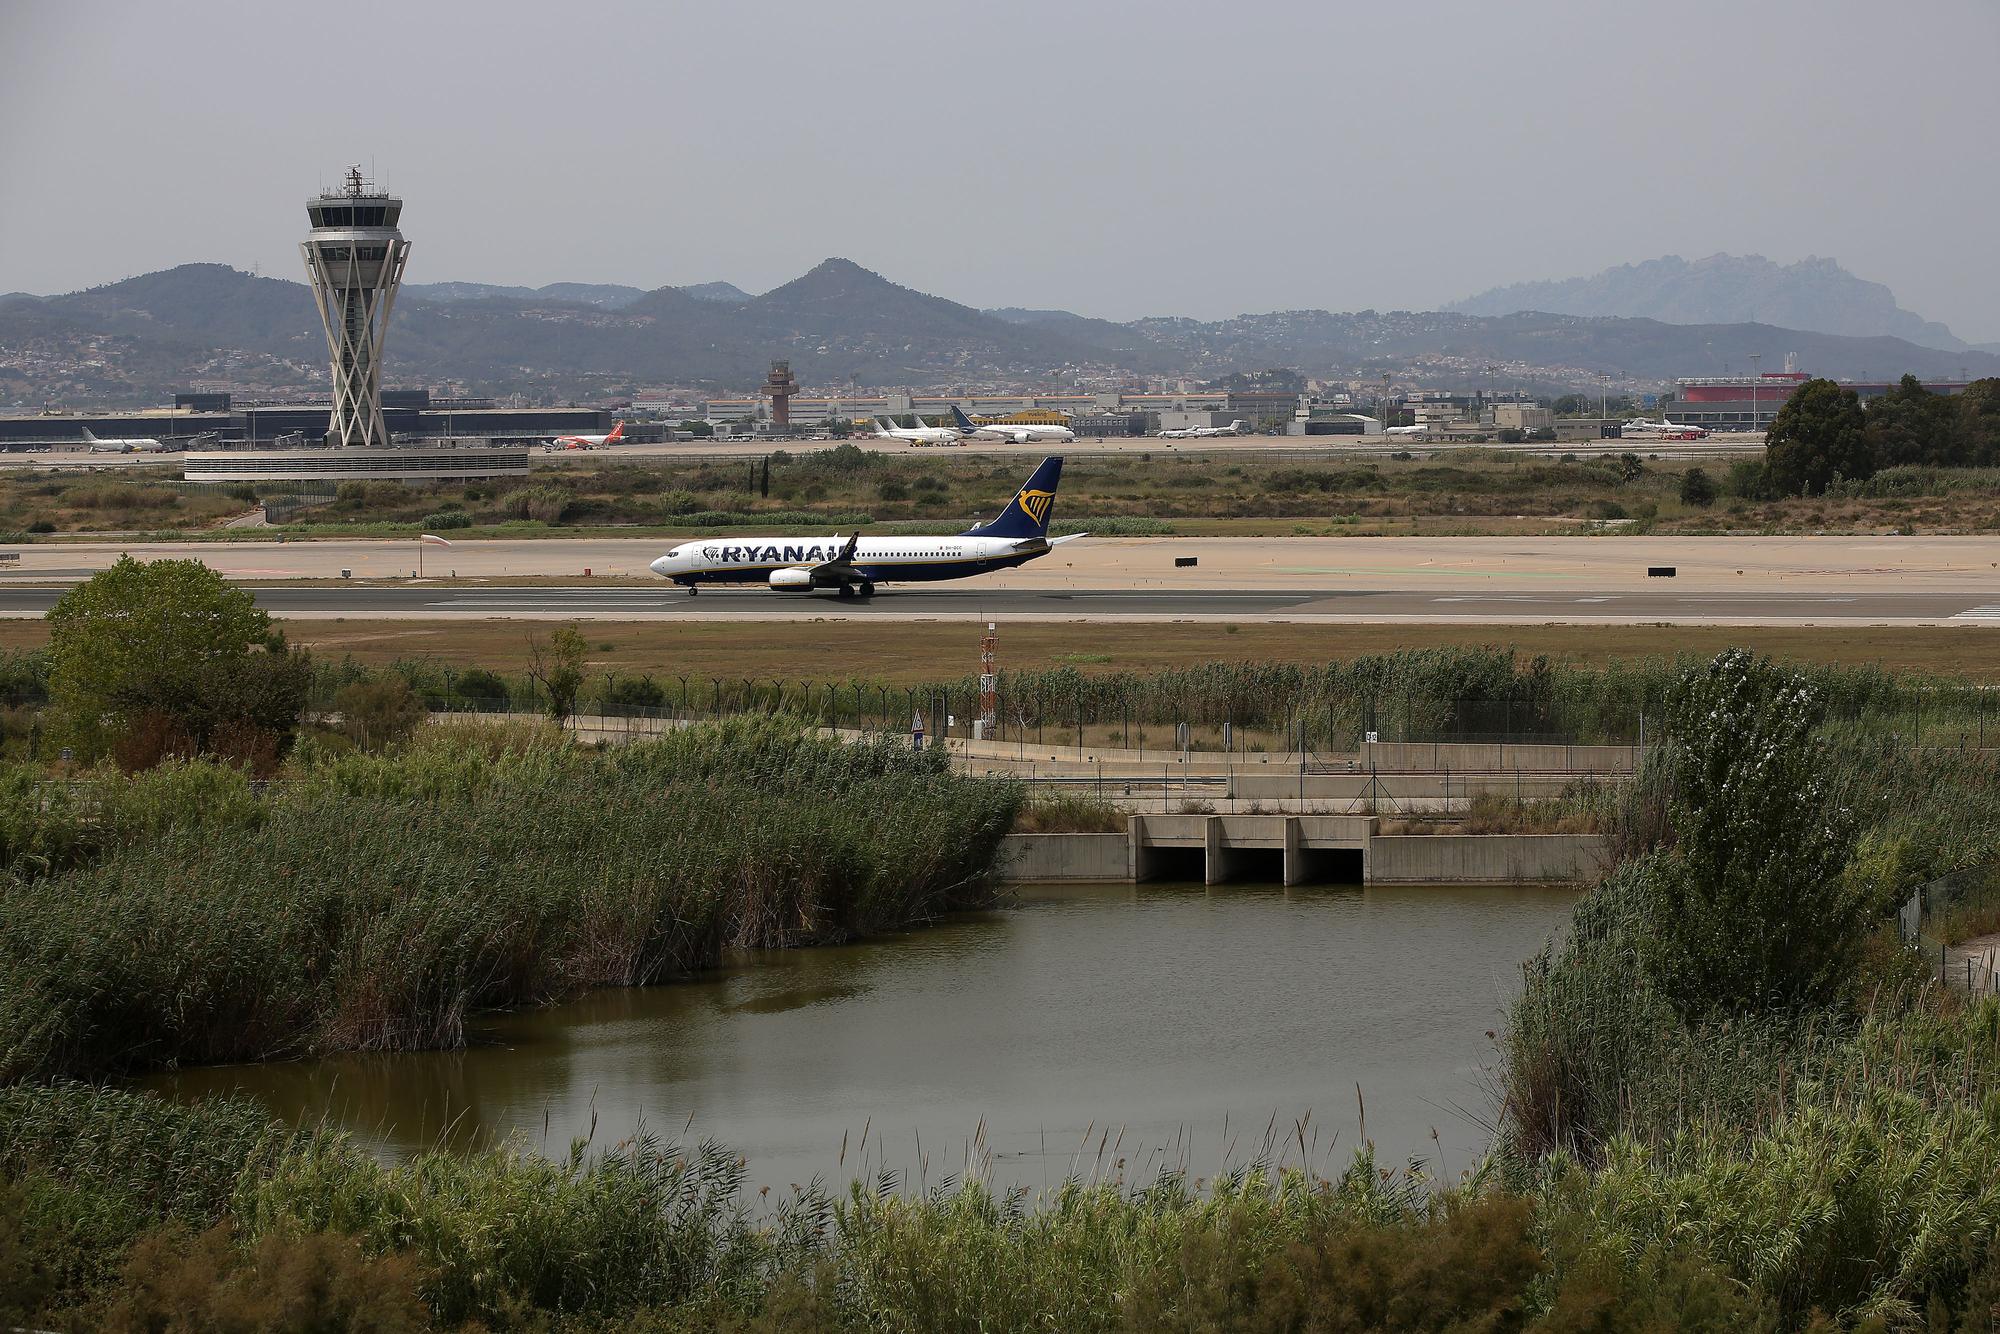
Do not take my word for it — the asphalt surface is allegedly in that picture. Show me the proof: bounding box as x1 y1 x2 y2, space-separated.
0 583 1992 624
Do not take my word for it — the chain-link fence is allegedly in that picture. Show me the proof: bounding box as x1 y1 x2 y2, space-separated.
375 677 2000 766
1898 859 2000 995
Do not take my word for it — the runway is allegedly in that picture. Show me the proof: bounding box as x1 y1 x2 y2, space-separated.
0 583 1993 626
0 534 1994 625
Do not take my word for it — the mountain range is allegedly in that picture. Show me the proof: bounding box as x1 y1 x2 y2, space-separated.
4 258 1995 408
1452 254 1979 353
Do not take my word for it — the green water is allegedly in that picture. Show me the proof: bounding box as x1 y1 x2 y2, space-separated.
144 883 1577 1191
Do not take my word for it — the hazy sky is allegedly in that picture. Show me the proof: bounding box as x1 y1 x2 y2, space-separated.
4 0 1996 338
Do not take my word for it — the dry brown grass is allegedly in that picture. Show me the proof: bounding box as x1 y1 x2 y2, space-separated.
0 616 1995 684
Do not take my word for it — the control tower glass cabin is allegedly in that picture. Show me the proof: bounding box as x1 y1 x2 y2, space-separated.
301 167 409 448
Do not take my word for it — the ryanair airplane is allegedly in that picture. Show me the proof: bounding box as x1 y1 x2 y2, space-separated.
649 456 1078 597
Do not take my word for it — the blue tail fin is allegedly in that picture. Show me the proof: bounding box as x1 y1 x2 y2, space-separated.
965 456 1063 539
951 405 977 432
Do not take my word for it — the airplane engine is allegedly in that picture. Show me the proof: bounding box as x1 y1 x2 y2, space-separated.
769 567 816 591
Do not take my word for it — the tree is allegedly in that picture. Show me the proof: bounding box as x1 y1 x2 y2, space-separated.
525 624 587 723
453 668 510 709
1642 650 1866 1014
1865 373 1963 469
1616 452 1645 483
1678 467 1718 507
678 419 713 438
334 677 427 752
1725 458 1770 500
1764 378 1871 495
1956 378 2000 467
602 674 666 712
47 556 309 767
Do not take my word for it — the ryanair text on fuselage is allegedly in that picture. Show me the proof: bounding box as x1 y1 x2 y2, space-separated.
649 456 1078 597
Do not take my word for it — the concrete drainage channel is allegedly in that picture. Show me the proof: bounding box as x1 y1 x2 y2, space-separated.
998 816 1608 886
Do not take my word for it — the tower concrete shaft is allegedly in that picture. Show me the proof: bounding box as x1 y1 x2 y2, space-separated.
302 166 409 448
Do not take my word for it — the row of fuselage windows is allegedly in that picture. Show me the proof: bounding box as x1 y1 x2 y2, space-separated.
715 546 969 565
309 206 397 228
316 246 391 263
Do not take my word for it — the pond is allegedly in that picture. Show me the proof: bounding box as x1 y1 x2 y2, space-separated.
145 882 1577 1192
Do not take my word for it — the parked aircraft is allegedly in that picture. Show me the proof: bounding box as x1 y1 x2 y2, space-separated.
649 456 1079 597
1620 418 1710 441
1156 425 1201 439
81 427 165 453
871 415 962 446
1191 419 1252 438
1384 424 1432 436
948 406 1075 443
553 421 627 449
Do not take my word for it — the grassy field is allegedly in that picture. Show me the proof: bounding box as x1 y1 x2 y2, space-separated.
0 617 1972 684
17 450 2000 538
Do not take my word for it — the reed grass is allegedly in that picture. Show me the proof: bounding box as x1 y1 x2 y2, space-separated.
0 717 1019 1082
1011 792 1126 834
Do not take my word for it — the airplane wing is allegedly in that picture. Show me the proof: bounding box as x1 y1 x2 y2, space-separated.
804 532 863 584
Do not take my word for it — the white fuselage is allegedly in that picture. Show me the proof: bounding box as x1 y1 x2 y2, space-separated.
966 423 1076 443
1621 419 1709 439
85 437 162 452
872 420 962 446
650 532 1047 589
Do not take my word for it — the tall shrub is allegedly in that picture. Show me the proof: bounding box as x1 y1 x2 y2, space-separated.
1643 649 1866 1014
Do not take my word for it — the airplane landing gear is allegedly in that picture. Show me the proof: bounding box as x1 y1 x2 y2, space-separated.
685 585 699 597
836 584 857 599
859 581 876 598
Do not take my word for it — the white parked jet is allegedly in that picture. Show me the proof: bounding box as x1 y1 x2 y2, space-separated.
1384 424 1431 436
81 427 165 453
650 456 1080 597
1156 425 1201 439
1620 418 1710 441
948 406 1075 443
871 414 962 446
1191 419 1252 438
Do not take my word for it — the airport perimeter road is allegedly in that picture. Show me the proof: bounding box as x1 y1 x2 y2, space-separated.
0 583 1992 626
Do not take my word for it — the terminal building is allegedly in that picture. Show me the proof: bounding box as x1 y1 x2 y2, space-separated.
1665 372 1976 430
0 390 609 450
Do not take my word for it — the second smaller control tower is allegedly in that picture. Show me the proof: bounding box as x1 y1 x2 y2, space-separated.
302 167 409 448
761 359 799 430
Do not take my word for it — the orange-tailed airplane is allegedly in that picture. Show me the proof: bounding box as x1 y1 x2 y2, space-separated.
553 420 626 449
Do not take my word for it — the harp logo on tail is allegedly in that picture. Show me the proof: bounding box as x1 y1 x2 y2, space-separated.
1018 489 1054 525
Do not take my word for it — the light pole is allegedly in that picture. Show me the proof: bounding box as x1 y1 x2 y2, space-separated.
1748 353 1761 436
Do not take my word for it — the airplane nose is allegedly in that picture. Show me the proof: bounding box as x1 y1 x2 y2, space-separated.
649 554 672 577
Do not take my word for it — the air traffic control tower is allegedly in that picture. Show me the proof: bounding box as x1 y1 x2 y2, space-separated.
301 167 409 448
